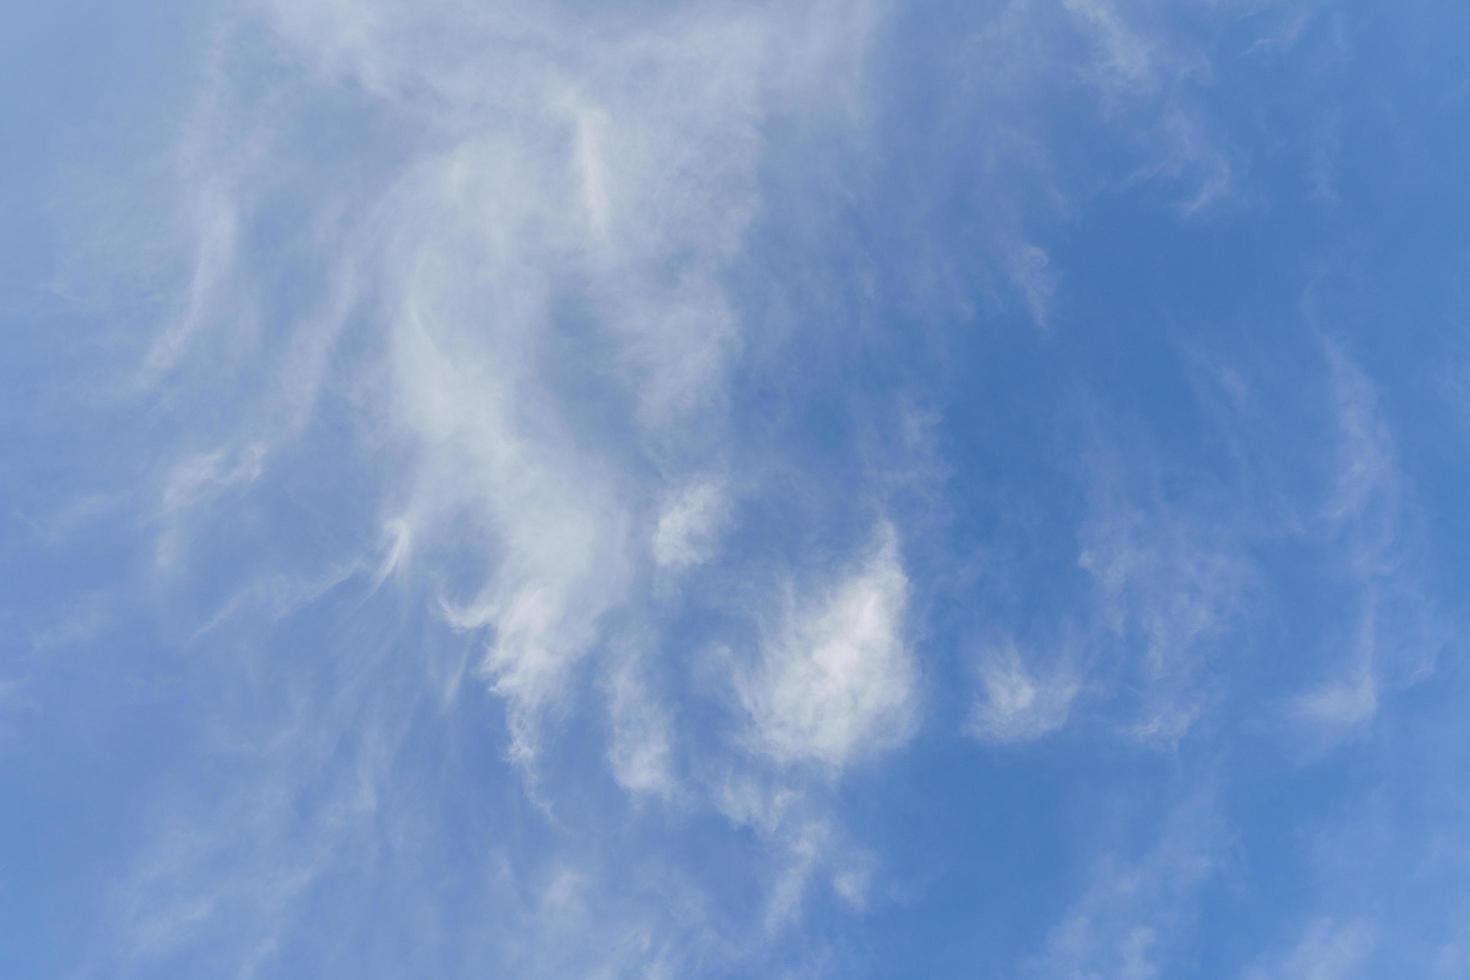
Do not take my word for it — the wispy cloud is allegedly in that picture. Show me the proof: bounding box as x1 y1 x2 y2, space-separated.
1026 790 1222 979
653 476 729 570
1285 340 1444 745
966 639 1079 744
70 1 915 972
738 525 915 772
1246 917 1377 980
12 1 1466 977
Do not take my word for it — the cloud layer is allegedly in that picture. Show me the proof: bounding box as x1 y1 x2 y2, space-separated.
5 0 1470 977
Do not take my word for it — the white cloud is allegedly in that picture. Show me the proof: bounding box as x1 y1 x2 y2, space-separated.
1064 0 1159 89
653 477 729 570
1062 0 1233 213
152 0 886 774
1247 917 1376 980
1079 491 1244 682
1291 662 1377 733
605 656 677 798
88 1 907 972
966 641 1078 744
1005 242 1057 329
39 1 1379 975
1285 342 1443 740
1075 452 1250 742
830 852 876 911
1322 343 1400 561
738 525 916 771
157 441 268 535
1026 792 1221 979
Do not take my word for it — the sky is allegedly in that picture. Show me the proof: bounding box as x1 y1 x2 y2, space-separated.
3 1 1470 977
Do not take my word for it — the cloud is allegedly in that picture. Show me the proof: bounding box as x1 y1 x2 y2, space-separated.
653 477 729 570
123 0 886 777
966 640 1079 744
1322 342 1401 563
24 1 1452 977
1064 0 1159 89
1062 0 1234 213
605 653 677 798
159 441 267 515
1004 242 1057 329
1289 652 1377 733
1074 446 1251 742
1026 791 1222 979
1079 476 1244 685
1286 341 1444 741
68 1 920 972
738 525 916 771
1247 917 1376 980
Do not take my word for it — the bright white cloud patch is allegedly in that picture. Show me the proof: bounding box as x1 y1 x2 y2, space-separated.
739 526 915 771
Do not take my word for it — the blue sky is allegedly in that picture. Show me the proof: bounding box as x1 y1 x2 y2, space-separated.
4 1 1470 977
